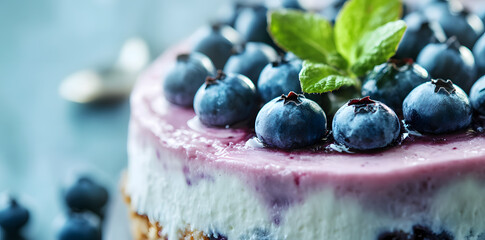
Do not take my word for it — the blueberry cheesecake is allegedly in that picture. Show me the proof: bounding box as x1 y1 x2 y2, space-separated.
123 0 485 239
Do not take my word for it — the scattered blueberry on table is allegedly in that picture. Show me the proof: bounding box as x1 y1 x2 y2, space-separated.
64 176 109 217
57 212 102 240
0 197 30 234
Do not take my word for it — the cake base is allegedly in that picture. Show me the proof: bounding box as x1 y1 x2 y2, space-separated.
122 176 215 240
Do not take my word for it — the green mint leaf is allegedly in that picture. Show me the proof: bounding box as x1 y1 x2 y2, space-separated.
269 10 347 69
334 0 401 64
351 20 407 76
299 61 357 93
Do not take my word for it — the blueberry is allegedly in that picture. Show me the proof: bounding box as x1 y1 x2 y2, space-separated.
417 37 477 93
319 0 346 24
0 197 29 233
377 229 409 240
58 213 102 240
470 75 485 115
362 59 430 112
193 71 258 127
223 42 278 84
208 232 227 240
377 225 453 240
257 56 302 104
479 10 485 26
420 0 454 21
403 79 472 134
422 2 484 49
256 56 331 111
473 33 485 77
234 5 273 46
255 92 327 149
279 0 303 10
412 225 453 240
395 12 447 60
64 176 109 216
285 51 301 62
192 24 242 70
163 53 216 107
332 97 401 150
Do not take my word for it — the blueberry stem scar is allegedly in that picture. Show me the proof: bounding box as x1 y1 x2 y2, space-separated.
280 91 302 105
205 70 226 86
432 79 456 94
348 96 376 106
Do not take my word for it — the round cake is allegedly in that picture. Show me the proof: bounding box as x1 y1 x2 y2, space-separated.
123 39 485 239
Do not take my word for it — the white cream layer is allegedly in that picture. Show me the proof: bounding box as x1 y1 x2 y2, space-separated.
126 125 485 240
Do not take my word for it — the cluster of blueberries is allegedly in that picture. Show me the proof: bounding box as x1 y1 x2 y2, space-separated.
0 176 108 240
162 0 485 152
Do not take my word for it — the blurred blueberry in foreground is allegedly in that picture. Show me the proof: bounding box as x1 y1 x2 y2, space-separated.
58 212 102 240
0 197 30 234
64 176 109 216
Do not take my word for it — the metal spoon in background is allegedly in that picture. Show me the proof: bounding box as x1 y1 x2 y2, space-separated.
59 37 150 104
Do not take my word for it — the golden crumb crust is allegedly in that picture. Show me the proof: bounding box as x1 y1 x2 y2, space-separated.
122 176 211 240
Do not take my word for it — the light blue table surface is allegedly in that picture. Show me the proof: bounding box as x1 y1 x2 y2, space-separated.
0 0 225 239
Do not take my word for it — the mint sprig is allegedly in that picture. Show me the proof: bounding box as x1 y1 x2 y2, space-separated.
268 0 406 93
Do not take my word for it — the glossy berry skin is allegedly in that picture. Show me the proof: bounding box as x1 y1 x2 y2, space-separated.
470 75 485 115
58 213 101 240
473 33 485 78
422 3 484 49
192 24 242 70
194 72 257 127
332 97 400 150
64 176 109 216
403 79 472 134
255 92 327 149
234 5 273 46
257 58 302 104
395 12 446 60
362 59 430 112
223 42 277 84
0 198 29 233
163 53 216 107
417 38 477 93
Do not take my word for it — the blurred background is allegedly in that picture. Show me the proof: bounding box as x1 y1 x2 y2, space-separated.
1 0 485 239
0 0 228 239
